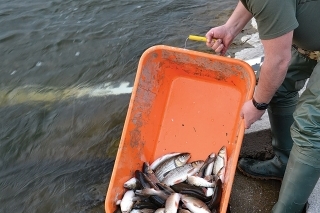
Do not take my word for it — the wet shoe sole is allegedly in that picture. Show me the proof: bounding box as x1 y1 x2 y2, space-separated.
237 164 283 181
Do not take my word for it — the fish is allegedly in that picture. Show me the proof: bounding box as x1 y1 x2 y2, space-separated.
187 175 216 188
156 182 176 195
116 200 122 205
164 193 181 213
149 195 166 208
117 148 228 212
142 162 160 185
197 153 216 177
180 194 211 213
179 189 211 203
135 170 158 190
213 155 223 176
204 161 215 177
124 177 141 190
171 182 210 202
120 190 135 213
154 153 191 181
132 200 159 210
135 188 169 200
150 152 181 170
170 182 210 202
217 166 226 183
161 160 204 186
135 170 151 189
207 179 223 210
213 146 227 176
205 187 214 197
221 146 227 167
171 182 206 196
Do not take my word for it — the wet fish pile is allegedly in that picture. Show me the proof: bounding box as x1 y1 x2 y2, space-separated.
114 146 228 213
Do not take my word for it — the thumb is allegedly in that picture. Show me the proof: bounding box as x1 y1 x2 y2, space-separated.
206 31 215 44
240 110 244 119
240 110 250 129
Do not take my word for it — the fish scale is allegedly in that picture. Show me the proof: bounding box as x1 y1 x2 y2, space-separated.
154 153 190 181
161 161 204 186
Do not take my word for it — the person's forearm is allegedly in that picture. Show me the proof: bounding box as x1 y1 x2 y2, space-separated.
253 32 293 104
253 60 288 104
225 1 253 38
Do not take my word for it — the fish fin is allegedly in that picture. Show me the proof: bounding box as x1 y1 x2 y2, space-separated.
193 203 204 208
116 199 121 205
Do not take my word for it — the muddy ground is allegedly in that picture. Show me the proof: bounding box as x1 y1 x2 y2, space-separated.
229 129 282 213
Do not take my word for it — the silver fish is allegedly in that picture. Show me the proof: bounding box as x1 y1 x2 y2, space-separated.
197 153 216 177
124 177 139 190
205 187 214 197
161 161 204 186
213 146 227 176
213 156 223 176
217 166 226 183
187 175 216 188
120 190 135 213
165 193 181 213
154 153 191 181
150 152 181 170
180 194 211 213
204 161 215 177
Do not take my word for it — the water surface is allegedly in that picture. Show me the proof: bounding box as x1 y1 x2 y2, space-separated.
0 0 239 212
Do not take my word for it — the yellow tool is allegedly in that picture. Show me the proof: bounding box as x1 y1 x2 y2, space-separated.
186 35 230 57
188 35 217 42
188 35 207 42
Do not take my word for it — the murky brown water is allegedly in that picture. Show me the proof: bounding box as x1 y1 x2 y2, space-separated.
0 0 240 212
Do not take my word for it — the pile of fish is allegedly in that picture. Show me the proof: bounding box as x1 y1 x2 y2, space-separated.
114 146 228 213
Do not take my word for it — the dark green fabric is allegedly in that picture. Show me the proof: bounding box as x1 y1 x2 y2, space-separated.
291 61 320 151
270 33 319 213
272 144 320 213
239 0 320 50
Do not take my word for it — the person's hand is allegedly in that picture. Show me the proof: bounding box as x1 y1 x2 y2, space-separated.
240 99 266 129
205 25 234 55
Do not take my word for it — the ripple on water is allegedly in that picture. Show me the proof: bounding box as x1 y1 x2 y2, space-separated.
0 0 239 212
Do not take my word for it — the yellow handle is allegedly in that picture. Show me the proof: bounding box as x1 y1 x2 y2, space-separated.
188 35 207 42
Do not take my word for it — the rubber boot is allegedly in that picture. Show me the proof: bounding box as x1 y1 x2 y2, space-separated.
272 144 320 213
238 104 296 180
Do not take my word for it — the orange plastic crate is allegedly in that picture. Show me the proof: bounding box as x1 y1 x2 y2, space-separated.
105 45 256 213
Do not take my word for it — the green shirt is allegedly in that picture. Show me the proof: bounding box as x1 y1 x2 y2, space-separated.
240 0 320 50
